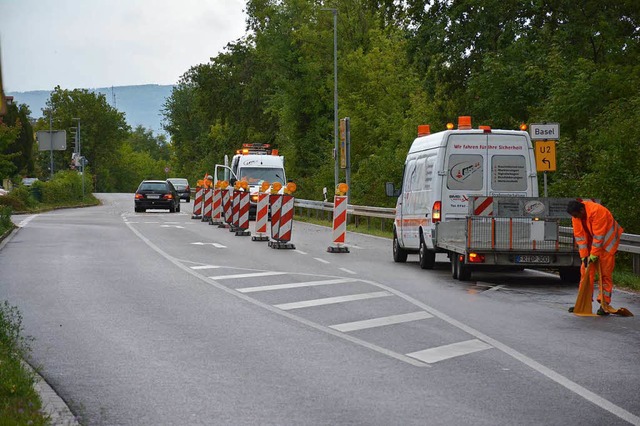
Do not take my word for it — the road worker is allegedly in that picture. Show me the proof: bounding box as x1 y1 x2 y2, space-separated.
567 200 623 315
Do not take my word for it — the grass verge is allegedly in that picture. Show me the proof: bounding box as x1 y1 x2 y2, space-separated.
0 301 49 425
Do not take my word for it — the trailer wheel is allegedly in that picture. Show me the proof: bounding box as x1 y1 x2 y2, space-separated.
451 253 459 279
393 232 408 263
418 237 436 269
455 255 471 281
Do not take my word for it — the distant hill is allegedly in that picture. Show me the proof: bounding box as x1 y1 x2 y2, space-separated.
7 84 174 136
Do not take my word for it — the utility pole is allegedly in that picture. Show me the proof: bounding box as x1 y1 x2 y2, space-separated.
322 8 339 190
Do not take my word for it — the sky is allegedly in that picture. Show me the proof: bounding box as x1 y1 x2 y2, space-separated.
0 0 248 92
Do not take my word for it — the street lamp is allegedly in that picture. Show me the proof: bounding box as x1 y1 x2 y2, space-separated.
322 7 339 190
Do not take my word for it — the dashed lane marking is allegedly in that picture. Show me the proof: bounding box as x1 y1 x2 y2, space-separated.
314 257 330 264
274 291 391 311
190 265 223 270
209 271 288 280
407 339 493 364
330 311 433 333
339 268 357 275
236 278 358 293
294 250 308 255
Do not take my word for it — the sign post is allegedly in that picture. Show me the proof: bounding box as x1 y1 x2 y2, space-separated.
530 123 560 197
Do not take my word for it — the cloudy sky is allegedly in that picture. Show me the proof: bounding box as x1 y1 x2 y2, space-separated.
0 0 248 92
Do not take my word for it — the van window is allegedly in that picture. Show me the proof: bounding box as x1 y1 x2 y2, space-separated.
424 155 436 190
447 154 483 190
491 155 527 191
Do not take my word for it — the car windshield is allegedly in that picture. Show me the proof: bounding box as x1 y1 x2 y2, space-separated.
168 179 188 186
139 182 168 191
239 167 285 185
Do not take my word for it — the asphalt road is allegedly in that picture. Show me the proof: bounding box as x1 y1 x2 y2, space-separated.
1 193 639 425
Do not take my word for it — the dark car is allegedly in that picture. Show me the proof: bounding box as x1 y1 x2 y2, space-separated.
134 180 181 213
167 178 190 202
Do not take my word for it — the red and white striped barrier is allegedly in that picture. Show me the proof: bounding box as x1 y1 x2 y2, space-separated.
210 188 223 225
201 187 213 221
269 194 282 242
223 187 233 227
252 192 270 241
231 189 241 232
327 195 349 253
270 194 295 249
191 186 203 219
235 191 251 236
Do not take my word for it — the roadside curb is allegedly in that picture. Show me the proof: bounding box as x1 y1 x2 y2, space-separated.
24 361 79 426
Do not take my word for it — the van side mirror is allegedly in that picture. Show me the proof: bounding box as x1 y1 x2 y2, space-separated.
385 182 400 197
229 178 237 186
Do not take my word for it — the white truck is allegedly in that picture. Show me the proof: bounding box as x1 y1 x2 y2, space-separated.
215 144 287 217
386 116 581 282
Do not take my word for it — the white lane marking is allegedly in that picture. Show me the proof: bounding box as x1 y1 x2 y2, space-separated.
17 215 38 227
360 278 640 425
209 271 287 280
144 221 160 224
339 268 357 275
294 249 308 255
314 257 330 264
124 220 640 422
407 339 493 364
330 311 433 332
237 278 358 293
190 265 222 270
483 285 505 293
125 219 426 367
164 222 180 224
275 291 391 311
161 225 185 229
190 242 226 248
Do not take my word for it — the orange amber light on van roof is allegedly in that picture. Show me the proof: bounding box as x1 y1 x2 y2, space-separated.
446 122 455 130
417 124 431 136
458 116 472 130
520 123 528 131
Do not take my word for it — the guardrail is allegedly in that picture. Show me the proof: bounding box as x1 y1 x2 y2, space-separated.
295 198 640 275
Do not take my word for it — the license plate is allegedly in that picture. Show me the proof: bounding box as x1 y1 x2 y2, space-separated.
515 255 550 264
147 194 160 199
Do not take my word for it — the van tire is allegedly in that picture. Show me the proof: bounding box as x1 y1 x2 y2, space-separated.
393 232 408 263
458 260 472 281
419 238 436 269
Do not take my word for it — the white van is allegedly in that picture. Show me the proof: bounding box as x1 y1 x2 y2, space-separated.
387 117 539 268
215 144 286 217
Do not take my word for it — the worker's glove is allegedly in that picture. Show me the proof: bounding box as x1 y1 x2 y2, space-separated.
589 254 598 264
581 257 588 268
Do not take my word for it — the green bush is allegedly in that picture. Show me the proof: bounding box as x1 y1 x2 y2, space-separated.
0 186 34 211
39 170 93 205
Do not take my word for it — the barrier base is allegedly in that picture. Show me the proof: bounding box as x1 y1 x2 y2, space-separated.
229 226 239 232
269 241 296 249
327 245 350 253
209 219 223 226
252 235 269 241
218 223 229 229
201 216 211 222
235 230 251 236
191 215 202 219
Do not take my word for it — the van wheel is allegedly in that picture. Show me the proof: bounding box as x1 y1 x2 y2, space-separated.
393 232 408 263
458 259 472 281
418 238 436 269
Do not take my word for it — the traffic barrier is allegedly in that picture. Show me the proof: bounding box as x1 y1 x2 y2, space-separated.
269 194 282 242
201 187 213 221
327 194 349 253
230 189 241 232
210 188 223 225
223 187 234 228
270 193 295 249
191 185 203 219
235 191 251 236
252 192 270 241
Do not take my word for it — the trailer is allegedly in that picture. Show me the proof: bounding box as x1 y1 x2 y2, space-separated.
436 197 582 282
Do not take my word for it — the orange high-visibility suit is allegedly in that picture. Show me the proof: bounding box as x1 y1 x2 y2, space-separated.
572 201 623 304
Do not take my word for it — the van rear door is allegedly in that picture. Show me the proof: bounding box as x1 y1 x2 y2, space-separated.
442 131 534 219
